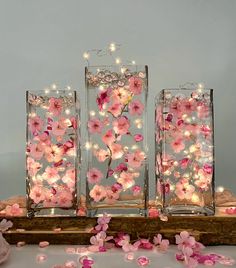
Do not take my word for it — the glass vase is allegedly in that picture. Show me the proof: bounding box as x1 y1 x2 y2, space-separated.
155 84 215 215
26 88 80 217
85 65 148 216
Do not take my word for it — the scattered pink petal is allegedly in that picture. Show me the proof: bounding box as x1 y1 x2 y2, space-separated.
39 241 49 248
16 241 26 247
36 254 47 263
76 247 87 254
65 247 76 254
64 260 77 268
125 252 134 261
53 228 62 233
137 256 150 266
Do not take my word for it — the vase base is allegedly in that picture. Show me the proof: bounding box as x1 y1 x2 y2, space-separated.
87 207 147 217
27 207 77 218
163 205 214 216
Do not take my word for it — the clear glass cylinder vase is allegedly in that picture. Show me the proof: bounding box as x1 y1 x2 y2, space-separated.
85 65 148 216
155 85 215 215
26 89 80 217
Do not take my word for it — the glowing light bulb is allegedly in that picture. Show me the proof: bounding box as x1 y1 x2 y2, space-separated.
85 142 92 150
51 84 57 89
121 67 126 74
197 83 204 93
115 58 121 64
99 85 104 91
109 43 116 52
182 114 187 119
189 145 197 153
65 109 70 115
131 145 138 150
68 92 72 96
44 88 50 94
114 174 119 179
132 60 136 65
99 111 105 116
90 110 96 116
67 86 71 90
174 161 178 166
184 131 191 137
191 193 200 203
56 90 59 94
93 144 99 150
83 52 90 59
216 186 224 193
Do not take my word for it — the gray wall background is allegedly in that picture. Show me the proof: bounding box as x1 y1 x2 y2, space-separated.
0 0 236 199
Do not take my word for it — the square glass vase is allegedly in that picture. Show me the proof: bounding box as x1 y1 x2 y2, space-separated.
85 65 148 217
155 86 215 216
26 89 80 217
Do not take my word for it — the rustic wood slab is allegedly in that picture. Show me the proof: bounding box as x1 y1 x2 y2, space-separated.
2 215 236 245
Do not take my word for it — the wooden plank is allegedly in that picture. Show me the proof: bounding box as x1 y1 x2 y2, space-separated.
2 215 236 245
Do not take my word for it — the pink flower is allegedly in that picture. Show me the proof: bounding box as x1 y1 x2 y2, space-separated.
203 164 213 174
27 157 42 176
104 189 120 204
178 98 196 114
56 187 73 207
148 208 159 218
42 166 60 184
113 116 130 135
138 239 153 250
96 88 111 110
34 132 51 146
70 116 77 129
153 234 169 252
89 185 106 202
126 150 145 168
89 231 113 252
102 129 115 145
87 168 103 184
175 179 195 200
5 203 23 216
88 118 103 134
115 163 128 172
180 158 190 169
30 185 45 204
62 168 75 188
116 234 140 252
197 102 209 119
171 138 185 153
200 125 212 139
110 143 123 160
134 134 143 142
95 213 111 232
107 102 122 117
132 185 141 196
51 118 67 136
94 149 109 162
129 76 143 95
128 100 144 115
48 97 63 116
195 169 212 191
112 88 131 104
44 145 63 163
175 231 196 251
117 172 135 190
28 115 43 135
29 143 44 160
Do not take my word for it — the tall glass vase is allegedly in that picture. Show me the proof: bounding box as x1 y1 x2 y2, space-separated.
155 84 215 215
85 65 148 216
26 88 80 217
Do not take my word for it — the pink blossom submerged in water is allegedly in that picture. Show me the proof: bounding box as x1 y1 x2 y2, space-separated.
48 97 63 116
88 118 103 134
87 168 103 184
128 99 144 115
28 115 44 135
129 76 143 95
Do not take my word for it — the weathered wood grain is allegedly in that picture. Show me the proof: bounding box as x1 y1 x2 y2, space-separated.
2 215 236 245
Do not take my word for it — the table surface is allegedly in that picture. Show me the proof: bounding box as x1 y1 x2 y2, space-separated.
1 245 236 268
